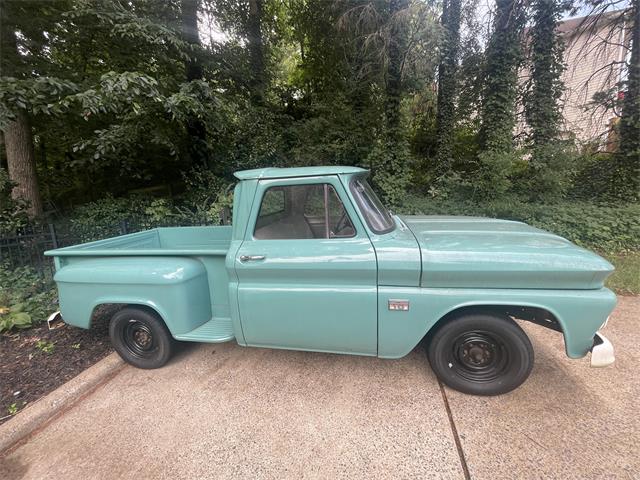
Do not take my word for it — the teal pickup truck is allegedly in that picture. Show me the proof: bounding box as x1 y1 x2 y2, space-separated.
45 166 616 395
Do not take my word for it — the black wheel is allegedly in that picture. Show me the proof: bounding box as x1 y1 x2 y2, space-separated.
109 307 174 369
427 313 534 396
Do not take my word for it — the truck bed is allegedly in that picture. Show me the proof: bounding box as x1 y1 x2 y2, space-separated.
44 226 235 343
46 226 232 257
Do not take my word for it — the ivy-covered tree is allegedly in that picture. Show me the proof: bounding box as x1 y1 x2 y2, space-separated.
434 0 462 179
522 0 573 200
525 0 566 148
475 0 526 198
478 0 526 155
616 0 639 199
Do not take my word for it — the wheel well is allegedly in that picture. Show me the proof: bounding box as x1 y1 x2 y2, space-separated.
90 303 165 328
425 304 563 343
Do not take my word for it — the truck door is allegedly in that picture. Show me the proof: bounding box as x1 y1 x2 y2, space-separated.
234 175 378 355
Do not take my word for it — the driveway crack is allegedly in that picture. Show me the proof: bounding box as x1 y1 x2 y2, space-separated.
438 380 471 480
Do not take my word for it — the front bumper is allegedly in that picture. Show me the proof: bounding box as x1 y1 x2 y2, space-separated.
590 332 615 367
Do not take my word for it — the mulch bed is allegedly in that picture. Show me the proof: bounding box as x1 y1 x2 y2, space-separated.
0 313 113 425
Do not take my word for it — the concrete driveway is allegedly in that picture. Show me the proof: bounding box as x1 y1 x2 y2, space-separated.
1 297 638 479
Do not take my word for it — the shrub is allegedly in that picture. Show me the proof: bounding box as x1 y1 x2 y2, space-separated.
65 168 234 241
521 143 578 201
0 168 30 235
0 265 57 332
67 195 160 241
179 167 233 223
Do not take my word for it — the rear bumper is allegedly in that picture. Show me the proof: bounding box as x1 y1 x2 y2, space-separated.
590 332 615 367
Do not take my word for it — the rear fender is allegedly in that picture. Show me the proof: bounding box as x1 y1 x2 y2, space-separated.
54 257 212 335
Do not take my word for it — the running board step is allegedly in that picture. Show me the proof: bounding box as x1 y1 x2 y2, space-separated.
174 317 234 343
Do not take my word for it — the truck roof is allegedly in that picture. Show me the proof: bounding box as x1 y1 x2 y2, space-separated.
233 166 368 180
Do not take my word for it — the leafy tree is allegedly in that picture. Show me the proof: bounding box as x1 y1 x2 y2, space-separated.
0 0 67 216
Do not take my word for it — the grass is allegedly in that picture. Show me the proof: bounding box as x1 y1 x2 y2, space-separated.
604 252 640 295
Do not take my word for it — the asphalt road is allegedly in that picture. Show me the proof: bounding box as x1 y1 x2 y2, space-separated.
1 297 638 479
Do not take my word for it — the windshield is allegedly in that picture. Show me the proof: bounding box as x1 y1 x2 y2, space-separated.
350 177 395 234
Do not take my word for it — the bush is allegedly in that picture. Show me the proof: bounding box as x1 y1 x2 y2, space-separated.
0 168 30 235
521 143 577 201
67 195 161 241
396 195 640 253
179 167 233 223
570 152 640 202
66 168 233 241
0 266 57 332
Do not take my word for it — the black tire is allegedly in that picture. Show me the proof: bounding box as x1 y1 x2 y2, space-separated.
109 307 174 369
427 313 534 396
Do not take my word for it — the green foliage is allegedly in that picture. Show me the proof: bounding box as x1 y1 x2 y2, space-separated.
615 0 640 201
520 143 577 201
0 76 79 128
524 0 565 148
68 195 161 240
366 138 413 207
0 265 57 332
67 168 233 240
434 0 462 176
570 152 638 202
0 304 32 333
397 195 640 253
470 150 521 199
605 253 640 295
179 167 234 223
0 0 637 263
478 0 525 155
0 168 30 234
35 340 55 354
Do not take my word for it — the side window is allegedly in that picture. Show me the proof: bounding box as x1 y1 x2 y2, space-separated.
326 185 355 238
257 187 285 217
254 183 355 240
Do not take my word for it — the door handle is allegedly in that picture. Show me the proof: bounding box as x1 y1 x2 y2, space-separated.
239 255 266 262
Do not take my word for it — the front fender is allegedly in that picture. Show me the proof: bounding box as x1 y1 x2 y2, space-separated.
54 256 212 335
377 286 617 359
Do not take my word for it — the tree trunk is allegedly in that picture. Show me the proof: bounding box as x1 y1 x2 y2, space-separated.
1 1 43 217
478 0 525 154
181 0 203 81
525 0 565 148
4 111 43 217
434 0 462 177
247 0 265 99
616 0 640 199
384 0 408 139
181 0 209 167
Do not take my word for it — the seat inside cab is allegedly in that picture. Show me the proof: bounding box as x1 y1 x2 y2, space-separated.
254 184 355 239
